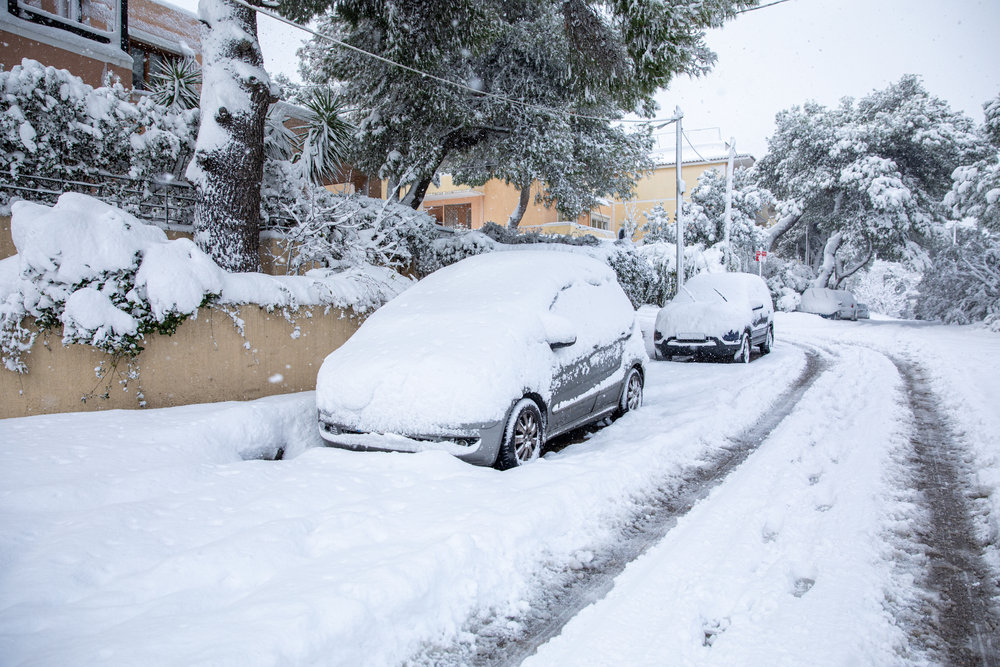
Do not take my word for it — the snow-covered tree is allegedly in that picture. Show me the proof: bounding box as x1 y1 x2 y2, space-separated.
918 92 1000 328
945 92 1000 232
186 0 278 272
755 76 986 288
290 0 752 212
846 259 922 319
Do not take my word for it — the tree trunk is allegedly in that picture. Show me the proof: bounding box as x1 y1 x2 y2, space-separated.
765 210 802 252
186 0 275 272
832 240 874 287
812 231 843 288
507 180 531 229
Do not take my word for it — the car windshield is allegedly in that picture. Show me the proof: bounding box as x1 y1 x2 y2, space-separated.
676 275 742 304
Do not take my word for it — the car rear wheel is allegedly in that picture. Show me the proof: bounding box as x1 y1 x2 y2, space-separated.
615 367 643 417
760 326 773 354
733 333 751 364
495 399 544 470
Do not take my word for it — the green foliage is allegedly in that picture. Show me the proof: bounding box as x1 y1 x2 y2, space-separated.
150 58 202 110
291 0 749 210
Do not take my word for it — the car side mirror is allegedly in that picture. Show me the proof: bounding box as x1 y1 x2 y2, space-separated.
542 313 577 350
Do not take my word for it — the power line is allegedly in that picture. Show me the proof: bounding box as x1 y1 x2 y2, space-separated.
682 130 708 162
234 0 678 127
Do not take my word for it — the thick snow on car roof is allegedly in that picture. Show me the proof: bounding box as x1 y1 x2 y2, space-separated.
316 250 636 434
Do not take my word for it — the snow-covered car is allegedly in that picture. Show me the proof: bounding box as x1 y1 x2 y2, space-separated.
653 272 774 363
798 287 858 320
316 250 648 469
856 302 870 319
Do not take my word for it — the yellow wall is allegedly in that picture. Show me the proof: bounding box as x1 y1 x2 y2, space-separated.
1 305 359 418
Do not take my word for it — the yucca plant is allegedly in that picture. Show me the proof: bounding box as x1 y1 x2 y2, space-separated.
299 88 354 186
150 58 201 110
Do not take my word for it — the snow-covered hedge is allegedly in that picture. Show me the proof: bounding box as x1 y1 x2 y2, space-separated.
0 194 411 373
1 59 198 208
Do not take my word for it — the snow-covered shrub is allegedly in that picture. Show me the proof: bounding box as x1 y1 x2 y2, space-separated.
761 256 815 311
1 194 413 374
413 231 498 277
1 195 213 372
479 221 601 247
0 59 198 209
271 191 440 273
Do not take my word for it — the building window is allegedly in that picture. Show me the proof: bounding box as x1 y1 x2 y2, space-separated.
12 0 117 42
590 213 610 231
129 41 178 90
426 203 472 229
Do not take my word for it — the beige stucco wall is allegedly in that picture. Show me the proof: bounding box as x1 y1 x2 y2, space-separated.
1 304 360 418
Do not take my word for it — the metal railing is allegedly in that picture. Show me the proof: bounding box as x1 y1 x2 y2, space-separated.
1 173 199 228
1 173 305 230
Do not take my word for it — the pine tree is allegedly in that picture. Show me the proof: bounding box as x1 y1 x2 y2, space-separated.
186 0 277 272
288 0 753 212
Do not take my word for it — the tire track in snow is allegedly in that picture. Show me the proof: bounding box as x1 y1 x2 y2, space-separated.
411 346 828 666
891 356 1000 666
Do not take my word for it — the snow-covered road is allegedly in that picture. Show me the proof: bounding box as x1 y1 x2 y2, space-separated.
1 313 998 666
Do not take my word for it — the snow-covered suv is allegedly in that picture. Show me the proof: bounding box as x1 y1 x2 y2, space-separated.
653 272 775 363
316 250 648 469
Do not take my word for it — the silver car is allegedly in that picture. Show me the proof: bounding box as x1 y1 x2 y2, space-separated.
798 287 858 320
316 250 648 469
653 272 775 363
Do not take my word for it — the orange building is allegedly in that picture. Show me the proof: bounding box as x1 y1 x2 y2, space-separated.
1 0 200 89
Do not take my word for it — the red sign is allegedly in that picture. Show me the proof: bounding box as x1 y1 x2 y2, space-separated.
754 251 768 261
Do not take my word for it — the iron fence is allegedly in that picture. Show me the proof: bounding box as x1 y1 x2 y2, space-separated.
1 173 199 228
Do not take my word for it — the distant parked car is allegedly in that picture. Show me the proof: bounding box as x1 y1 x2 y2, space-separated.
798 287 858 320
316 251 648 469
653 272 774 363
856 302 870 319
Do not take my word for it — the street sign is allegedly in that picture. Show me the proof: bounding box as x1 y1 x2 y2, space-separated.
754 250 768 262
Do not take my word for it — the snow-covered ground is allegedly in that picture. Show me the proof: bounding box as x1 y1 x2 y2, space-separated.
1 313 998 665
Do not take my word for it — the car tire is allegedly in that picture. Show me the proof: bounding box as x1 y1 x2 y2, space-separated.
615 367 643 417
495 398 545 470
760 326 774 354
733 333 751 364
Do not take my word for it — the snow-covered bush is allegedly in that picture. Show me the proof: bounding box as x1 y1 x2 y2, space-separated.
760 256 815 311
274 192 440 273
1 194 412 374
1 195 212 371
0 59 198 209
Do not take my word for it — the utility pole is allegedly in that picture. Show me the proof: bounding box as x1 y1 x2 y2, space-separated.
723 137 735 270
674 106 685 289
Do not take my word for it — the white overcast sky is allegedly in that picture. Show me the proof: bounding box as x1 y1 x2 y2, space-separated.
179 0 1000 159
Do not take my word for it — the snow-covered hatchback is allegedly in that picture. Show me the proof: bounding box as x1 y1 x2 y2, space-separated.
653 272 775 363
316 250 648 469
